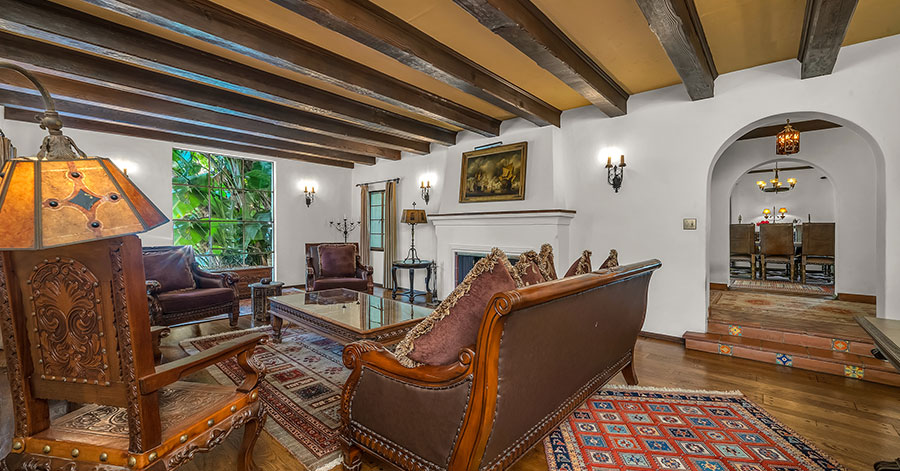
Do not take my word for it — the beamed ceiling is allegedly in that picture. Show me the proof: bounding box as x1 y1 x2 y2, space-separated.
0 0 897 168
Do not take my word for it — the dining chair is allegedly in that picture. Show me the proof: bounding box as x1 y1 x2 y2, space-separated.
801 223 835 284
730 224 757 280
760 224 795 281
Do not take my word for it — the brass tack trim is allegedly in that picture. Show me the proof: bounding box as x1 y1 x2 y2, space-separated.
179 434 188 443
71 448 79 458
128 456 136 467
42 445 51 454
250 391 258 401
230 405 237 413
99 453 108 462
148 452 157 462
11 441 22 450
207 419 215 427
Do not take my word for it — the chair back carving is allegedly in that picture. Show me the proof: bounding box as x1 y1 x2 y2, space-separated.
802 223 835 257
759 224 794 256
729 224 755 255
0 236 158 449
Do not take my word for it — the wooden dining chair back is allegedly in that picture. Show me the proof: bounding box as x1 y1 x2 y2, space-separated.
1 236 267 471
801 222 836 283
729 224 757 279
759 224 795 281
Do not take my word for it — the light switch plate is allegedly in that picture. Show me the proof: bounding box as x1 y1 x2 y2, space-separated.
683 218 697 230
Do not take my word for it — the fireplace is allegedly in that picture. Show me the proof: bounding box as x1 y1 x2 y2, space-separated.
455 252 520 285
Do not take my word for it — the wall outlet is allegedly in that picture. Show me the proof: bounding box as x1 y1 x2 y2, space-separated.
683 218 697 230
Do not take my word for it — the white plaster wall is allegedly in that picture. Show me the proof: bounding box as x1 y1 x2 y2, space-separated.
0 109 352 286
351 34 900 336
730 165 835 225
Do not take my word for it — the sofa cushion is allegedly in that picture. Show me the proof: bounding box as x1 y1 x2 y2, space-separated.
564 250 592 277
537 243 558 281
599 249 619 270
312 277 370 292
157 287 233 313
143 247 195 292
395 248 518 367
318 244 357 278
513 250 545 287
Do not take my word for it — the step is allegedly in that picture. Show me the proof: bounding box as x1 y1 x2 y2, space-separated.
707 320 878 357
684 332 900 387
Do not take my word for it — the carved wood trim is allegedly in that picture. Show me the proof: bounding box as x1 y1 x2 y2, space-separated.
0 254 29 437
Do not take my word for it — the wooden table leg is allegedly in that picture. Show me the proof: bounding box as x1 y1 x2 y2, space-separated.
272 315 284 343
424 264 433 304
391 265 399 299
408 267 415 303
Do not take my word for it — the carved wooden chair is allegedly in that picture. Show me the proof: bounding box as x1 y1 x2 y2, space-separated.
1 236 267 471
306 243 374 294
760 224 796 281
801 222 835 284
730 224 757 280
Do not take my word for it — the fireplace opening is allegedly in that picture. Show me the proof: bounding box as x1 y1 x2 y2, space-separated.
455 252 520 286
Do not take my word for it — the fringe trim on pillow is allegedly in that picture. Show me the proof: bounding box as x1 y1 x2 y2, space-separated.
395 247 516 368
575 250 592 275
513 250 544 287
599 249 619 270
537 243 557 281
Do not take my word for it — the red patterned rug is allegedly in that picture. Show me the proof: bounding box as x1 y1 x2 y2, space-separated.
181 326 345 471
544 386 844 471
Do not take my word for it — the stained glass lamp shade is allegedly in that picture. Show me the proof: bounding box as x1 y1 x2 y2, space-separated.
0 61 168 250
776 120 800 155
401 208 427 225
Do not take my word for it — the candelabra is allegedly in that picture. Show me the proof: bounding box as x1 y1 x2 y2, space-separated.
605 154 626 193
329 216 360 243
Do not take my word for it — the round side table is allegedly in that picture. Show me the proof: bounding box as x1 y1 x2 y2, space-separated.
249 280 284 326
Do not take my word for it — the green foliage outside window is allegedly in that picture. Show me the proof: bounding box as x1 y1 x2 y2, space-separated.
172 149 274 269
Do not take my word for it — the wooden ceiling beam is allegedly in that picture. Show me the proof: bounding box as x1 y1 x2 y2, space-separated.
0 89 376 165
0 0 455 145
452 0 627 116
72 0 501 138
269 0 562 127
0 33 431 154
0 69 399 160
798 0 858 79
635 0 717 100
737 119 841 140
3 106 356 168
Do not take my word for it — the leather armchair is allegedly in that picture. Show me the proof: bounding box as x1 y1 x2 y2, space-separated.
306 242 374 294
142 245 241 327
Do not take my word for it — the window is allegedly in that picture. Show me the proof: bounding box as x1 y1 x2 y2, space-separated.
368 190 385 250
172 149 274 269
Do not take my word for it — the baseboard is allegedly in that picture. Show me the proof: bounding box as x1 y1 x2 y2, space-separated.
837 293 877 304
639 331 685 344
709 283 728 291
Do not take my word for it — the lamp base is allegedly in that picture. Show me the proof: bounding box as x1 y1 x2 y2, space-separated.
403 246 422 263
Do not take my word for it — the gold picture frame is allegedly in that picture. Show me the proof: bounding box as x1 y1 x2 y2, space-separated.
459 142 527 203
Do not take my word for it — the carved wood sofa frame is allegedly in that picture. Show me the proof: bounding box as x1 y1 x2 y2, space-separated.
1 236 267 471
339 259 661 471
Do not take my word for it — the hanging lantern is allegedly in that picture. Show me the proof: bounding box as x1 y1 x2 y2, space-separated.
776 119 800 155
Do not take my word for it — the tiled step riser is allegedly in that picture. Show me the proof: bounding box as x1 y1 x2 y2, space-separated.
685 338 900 388
707 321 877 357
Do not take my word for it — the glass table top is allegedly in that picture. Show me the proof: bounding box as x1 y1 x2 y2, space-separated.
269 288 433 333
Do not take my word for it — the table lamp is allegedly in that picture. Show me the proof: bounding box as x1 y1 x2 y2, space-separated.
400 201 427 262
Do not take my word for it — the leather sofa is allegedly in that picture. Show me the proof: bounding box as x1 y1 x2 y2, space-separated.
339 259 661 471
306 242 374 294
142 245 241 327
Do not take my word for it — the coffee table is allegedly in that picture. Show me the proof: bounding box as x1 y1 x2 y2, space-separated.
268 288 433 345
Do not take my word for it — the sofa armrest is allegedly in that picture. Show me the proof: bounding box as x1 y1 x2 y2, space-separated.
355 256 374 283
194 267 237 290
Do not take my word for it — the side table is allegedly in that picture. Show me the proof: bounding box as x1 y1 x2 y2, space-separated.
391 260 435 304
249 280 284 326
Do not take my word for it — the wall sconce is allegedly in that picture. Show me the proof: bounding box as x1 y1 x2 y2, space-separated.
420 179 431 205
303 184 316 207
605 154 626 193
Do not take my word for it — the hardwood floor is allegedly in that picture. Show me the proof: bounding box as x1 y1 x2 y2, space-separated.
2 313 898 471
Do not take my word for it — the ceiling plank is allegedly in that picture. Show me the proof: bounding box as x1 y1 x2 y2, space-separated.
634 0 717 100
452 0 627 116
0 33 431 154
0 89 376 165
737 119 841 140
3 106 355 168
72 0 501 138
0 0 455 145
0 69 399 160
747 165 815 174
798 0 859 79
269 0 562 127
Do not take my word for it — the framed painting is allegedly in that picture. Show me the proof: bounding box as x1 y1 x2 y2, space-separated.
459 142 527 203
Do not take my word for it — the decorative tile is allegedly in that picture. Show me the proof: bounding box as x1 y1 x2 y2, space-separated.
775 353 793 367
832 338 850 352
728 325 743 336
844 365 865 379
718 344 734 356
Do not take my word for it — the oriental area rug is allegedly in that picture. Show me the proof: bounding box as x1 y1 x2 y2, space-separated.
544 386 844 471
181 326 346 471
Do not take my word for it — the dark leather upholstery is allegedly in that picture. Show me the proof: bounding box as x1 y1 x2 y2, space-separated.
143 245 240 327
305 242 374 294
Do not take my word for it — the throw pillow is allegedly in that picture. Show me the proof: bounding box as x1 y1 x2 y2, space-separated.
537 243 558 280
318 244 357 278
513 250 546 287
599 249 619 270
143 247 195 292
564 250 592 277
395 248 518 367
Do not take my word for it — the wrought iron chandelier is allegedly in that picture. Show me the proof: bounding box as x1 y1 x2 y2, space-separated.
776 119 800 155
756 162 797 193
